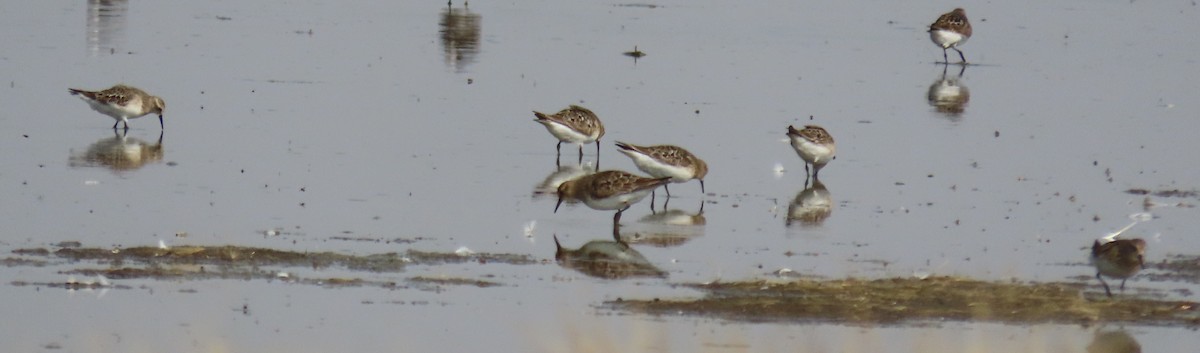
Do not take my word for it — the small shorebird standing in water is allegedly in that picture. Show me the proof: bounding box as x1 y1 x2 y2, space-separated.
555 170 670 236
1091 237 1147 298
614 141 707 203
928 8 972 64
786 125 836 181
533 105 605 165
69 84 166 130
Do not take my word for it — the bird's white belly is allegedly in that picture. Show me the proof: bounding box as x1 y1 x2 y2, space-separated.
930 30 966 48
622 151 694 182
791 138 834 165
540 121 596 144
583 189 654 210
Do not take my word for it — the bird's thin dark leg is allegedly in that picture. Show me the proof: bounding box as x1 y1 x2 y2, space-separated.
664 184 672 198
611 217 621 242
594 140 601 168
942 48 949 64
662 194 671 210
650 190 657 213
700 180 705 194
953 47 966 64
577 145 584 164
1097 272 1113 297
612 206 629 241
1120 279 1128 291
112 121 120 129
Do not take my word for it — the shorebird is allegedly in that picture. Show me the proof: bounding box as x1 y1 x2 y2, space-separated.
928 8 973 64
1091 238 1147 297
786 125 836 180
614 141 707 200
69 84 166 130
533 105 605 165
555 170 670 233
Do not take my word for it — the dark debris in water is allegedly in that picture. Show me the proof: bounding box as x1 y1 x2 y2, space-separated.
409 276 502 288
1147 254 1200 284
610 276 1200 326
1125 188 1199 199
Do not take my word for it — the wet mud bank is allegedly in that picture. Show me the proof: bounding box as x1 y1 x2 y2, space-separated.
8 244 536 289
610 256 1200 326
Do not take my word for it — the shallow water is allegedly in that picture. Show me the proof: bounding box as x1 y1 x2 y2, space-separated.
2 0 1199 351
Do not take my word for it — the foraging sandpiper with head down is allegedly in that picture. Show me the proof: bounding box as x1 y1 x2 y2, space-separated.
533 105 605 164
1091 238 1147 298
928 8 972 64
555 170 670 229
786 125 836 180
614 141 707 198
69 84 166 130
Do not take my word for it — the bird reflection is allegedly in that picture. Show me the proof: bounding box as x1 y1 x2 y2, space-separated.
532 162 596 200
786 180 832 227
439 2 481 72
68 130 164 172
86 0 128 56
1086 328 1141 353
926 64 970 119
553 234 666 279
626 201 706 247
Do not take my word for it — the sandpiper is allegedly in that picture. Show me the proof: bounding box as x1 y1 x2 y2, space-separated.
614 142 707 199
555 170 670 228
1091 238 1147 297
533 105 605 164
69 84 166 130
928 8 972 64
786 125 836 180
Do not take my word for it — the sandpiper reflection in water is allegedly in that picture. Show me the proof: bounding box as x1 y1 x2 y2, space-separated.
787 180 832 227
438 2 481 72
68 131 164 172
86 0 127 56
1086 328 1141 353
532 161 596 199
553 235 666 279
927 64 970 119
624 201 706 247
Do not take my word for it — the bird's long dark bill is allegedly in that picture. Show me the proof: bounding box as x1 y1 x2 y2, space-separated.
554 197 563 213
158 115 164 129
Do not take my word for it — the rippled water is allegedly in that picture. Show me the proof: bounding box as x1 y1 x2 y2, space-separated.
1 0 1198 351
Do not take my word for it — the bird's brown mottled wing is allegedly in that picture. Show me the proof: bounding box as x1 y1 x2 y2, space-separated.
589 171 667 199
